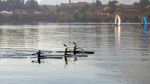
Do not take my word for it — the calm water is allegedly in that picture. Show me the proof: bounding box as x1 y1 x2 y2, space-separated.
0 23 150 84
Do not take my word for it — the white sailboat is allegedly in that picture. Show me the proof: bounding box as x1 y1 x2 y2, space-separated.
115 14 121 26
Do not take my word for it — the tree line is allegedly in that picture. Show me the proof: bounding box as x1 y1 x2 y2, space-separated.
0 0 39 11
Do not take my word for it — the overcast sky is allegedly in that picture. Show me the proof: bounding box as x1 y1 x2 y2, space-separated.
38 0 140 5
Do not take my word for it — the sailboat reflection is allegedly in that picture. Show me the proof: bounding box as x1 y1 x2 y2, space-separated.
143 24 148 34
142 24 148 42
140 23 149 60
115 25 121 48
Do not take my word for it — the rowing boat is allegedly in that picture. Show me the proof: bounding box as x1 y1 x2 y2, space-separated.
31 50 94 54
54 51 94 54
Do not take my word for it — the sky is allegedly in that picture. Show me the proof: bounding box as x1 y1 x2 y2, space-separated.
38 0 140 5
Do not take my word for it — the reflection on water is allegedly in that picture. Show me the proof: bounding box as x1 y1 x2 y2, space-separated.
0 23 150 84
0 27 38 48
115 26 121 48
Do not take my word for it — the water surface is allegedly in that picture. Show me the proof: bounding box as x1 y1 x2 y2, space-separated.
0 23 150 84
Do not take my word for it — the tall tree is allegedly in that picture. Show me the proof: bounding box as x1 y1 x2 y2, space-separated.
138 0 149 10
25 0 39 10
96 0 102 7
108 0 119 14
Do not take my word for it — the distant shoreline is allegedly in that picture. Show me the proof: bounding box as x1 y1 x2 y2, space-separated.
0 22 145 25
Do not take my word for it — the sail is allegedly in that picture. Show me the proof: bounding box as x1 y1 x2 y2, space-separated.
142 16 147 32
115 14 121 26
142 16 147 25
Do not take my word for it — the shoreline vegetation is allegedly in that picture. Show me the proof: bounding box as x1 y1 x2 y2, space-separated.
0 0 150 23
0 22 148 26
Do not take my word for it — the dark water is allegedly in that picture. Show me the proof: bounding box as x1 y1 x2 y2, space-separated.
0 23 150 84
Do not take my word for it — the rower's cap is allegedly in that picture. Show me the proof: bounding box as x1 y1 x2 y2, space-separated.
64 44 67 47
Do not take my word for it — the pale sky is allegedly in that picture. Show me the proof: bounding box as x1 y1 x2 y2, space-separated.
38 0 140 5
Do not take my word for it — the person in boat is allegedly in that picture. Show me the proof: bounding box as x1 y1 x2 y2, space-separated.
64 44 68 55
31 50 44 64
64 44 68 64
36 50 43 64
73 42 84 54
73 42 78 61
73 42 77 55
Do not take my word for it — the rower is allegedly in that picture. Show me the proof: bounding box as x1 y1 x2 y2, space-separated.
73 42 77 55
73 42 78 61
64 44 68 65
36 50 43 64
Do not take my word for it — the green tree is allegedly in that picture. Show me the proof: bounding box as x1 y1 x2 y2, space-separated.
138 0 149 10
133 0 150 12
108 0 119 14
133 2 139 8
96 0 102 7
26 0 39 10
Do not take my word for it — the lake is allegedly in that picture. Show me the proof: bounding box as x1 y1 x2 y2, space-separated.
0 23 150 84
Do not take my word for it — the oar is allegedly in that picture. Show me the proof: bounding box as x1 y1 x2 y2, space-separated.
81 48 85 52
80 48 87 55
80 48 94 54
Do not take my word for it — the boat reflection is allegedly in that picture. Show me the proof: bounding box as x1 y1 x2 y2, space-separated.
30 53 86 65
115 25 121 48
